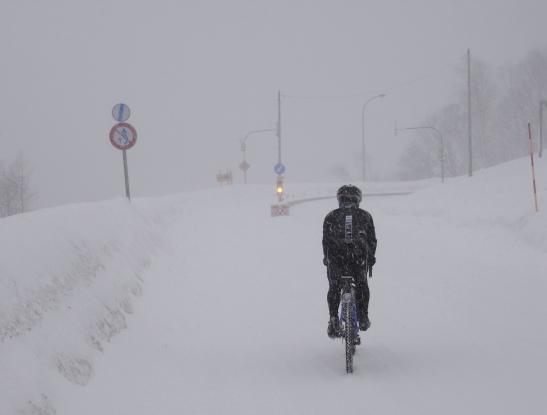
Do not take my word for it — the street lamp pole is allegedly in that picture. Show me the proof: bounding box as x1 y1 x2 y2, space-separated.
395 125 444 183
362 94 385 181
240 129 276 184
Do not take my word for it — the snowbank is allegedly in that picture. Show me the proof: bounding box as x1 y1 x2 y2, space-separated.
0 197 175 414
0 156 545 414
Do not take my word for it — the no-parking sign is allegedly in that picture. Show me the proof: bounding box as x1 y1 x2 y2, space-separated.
109 122 137 150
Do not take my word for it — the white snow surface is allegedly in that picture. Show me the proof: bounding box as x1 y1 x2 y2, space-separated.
1 157 546 414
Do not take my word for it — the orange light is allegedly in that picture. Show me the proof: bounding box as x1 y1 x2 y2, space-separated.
276 179 283 195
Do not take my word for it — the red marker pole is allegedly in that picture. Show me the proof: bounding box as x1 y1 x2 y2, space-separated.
528 123 539 212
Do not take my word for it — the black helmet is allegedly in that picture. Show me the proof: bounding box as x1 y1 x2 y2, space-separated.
336 184 362 205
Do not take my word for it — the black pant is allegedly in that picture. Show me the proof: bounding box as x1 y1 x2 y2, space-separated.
327 265 370 320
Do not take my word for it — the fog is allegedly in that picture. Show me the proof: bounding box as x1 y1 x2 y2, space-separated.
1 0 546 209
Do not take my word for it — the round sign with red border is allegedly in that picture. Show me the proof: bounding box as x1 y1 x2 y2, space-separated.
109 122 137 150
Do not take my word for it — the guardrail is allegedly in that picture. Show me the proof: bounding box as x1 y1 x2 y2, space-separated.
285 192 413 207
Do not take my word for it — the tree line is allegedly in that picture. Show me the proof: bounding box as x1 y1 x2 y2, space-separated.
0 152 36 217
398 44 547 180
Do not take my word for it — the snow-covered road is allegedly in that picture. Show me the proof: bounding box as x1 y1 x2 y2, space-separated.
2 157 546 414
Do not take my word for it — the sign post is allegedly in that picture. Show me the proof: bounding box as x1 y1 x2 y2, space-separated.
123 150 131 199
271 163 289 216
110 104 136 201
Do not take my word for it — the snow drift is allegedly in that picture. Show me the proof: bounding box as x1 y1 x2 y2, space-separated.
1 156 546 414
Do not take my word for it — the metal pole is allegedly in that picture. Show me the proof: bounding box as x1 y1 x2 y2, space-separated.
528 123 539 212
540 102 543 158
242 143 247 184
240 129 275 184
540 100 546 158
122 149 130 201
362 107 365 181
468 48 473 177
361 94 385 181
242 130 276 146
277 90 281 165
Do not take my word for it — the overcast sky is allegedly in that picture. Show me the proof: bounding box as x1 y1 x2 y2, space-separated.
1 0 546 209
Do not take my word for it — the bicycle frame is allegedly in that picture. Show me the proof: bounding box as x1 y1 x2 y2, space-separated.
339 276 359 331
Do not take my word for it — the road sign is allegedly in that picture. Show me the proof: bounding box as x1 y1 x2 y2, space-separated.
112 103 131 122
110 122 137 150
239 161 250 172
274 163 285 175
217 170 233 186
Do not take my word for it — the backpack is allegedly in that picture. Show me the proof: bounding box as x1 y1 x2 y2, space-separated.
325 205 368 268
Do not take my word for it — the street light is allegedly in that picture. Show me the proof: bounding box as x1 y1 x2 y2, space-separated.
395 124 444 183
240 129 275 184
362 94 386 181
540 100 547 158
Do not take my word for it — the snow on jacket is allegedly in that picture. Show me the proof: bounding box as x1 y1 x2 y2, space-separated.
322 202 377 269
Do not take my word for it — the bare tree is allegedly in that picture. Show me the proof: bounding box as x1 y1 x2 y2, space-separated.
397 103 468 180
494 44 547 162
328 163 353 182
396 46 547 180
397 135 438 181
0 152 37 217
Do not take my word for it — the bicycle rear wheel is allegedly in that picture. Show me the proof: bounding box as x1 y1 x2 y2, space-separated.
343 302 354 373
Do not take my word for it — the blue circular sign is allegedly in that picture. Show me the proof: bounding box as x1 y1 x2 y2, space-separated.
274 163 285 174
112 103 131 122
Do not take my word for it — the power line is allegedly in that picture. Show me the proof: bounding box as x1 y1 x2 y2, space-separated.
283 55 466 100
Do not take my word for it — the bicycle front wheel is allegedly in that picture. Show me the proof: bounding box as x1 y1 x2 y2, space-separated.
343 302 354 373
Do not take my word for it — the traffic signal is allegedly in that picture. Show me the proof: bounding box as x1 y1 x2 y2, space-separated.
276 178 283 196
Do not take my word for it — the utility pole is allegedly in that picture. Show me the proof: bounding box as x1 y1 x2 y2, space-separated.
468 48 473 177
276 90 284 205
277 90 282 165
540 100 547 158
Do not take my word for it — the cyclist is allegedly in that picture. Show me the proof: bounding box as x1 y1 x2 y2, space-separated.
322 184 377 339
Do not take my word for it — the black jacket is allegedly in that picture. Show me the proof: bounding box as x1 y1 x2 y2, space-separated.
322 202 377 270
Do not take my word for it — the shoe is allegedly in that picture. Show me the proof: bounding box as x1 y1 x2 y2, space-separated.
327 317 341 339
359 315 371 331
